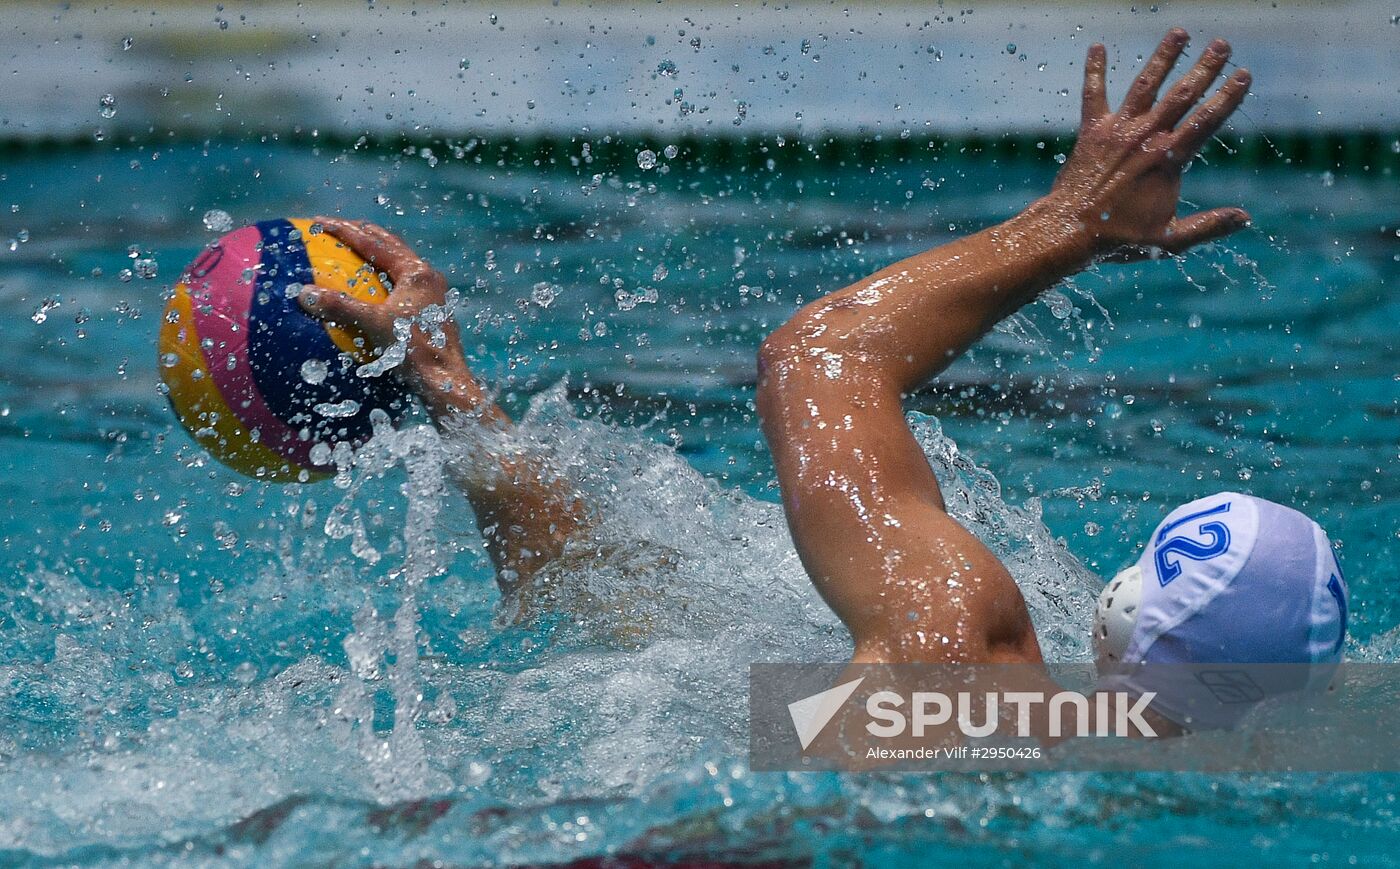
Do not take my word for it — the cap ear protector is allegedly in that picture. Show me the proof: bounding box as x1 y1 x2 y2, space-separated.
1093 564 1143 666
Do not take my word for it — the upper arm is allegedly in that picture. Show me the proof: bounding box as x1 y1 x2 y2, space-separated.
756 335 1042 665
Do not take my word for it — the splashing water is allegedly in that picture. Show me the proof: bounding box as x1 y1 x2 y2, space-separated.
2 130 1394 863
328 419 451 803
2 360 1396 863
0 368 1105 852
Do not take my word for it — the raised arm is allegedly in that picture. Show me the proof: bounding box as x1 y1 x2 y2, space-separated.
298 218 586 594
757 30 1251 664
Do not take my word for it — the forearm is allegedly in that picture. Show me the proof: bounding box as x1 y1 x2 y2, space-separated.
405 343 588 588
401 337 510 430
770 197 1094 392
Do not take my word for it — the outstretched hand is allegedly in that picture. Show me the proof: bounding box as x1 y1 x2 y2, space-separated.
1050 28 1252 259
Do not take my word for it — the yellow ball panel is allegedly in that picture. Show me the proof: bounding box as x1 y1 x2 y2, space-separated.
290 218 391 362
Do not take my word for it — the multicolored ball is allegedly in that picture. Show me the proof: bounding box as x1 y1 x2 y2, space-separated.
158 218 405 481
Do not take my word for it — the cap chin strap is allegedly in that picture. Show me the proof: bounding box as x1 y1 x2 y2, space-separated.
1094 565 1144 667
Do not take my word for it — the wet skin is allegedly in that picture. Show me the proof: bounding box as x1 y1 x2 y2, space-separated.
299 31 1250 727
756 29 1250 671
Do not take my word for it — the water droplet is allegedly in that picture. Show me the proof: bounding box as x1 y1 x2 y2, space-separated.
663 144 678 159
30 298 60 324
656 59 678 77
98 93 117 119
1044 290 1073 319
465 760 491 785
314 399 361 418
1006 43 1017 54
133 257 158 279
309 441 333 465
531 281 557 307
636 149 657 170
300 358 329 384
121 36 133 50
202 208 234 232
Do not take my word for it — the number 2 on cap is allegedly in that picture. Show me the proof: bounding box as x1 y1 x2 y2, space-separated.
1153 502 1232 586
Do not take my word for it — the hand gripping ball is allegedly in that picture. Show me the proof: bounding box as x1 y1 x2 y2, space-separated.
158 218 405 481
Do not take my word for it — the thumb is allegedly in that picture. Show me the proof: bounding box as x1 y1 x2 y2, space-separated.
1161 207 1251 255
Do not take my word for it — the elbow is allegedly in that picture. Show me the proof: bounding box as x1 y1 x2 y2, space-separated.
758 317 835 433
757 324 799 383
756 313 872 425
755 328 794 426
757 290 901 414
758 299 835 379
756 320 814 408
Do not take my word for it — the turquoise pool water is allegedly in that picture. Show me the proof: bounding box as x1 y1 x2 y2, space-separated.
0 138 1396 866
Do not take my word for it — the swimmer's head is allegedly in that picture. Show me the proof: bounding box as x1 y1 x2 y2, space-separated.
1093 492 1349 730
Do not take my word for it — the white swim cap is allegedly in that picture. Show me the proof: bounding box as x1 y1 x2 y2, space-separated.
1094 491 1349 730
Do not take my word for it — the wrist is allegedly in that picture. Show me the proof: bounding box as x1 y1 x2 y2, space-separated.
403 333 465 379
1015 195 1101 267
402 336 482 404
